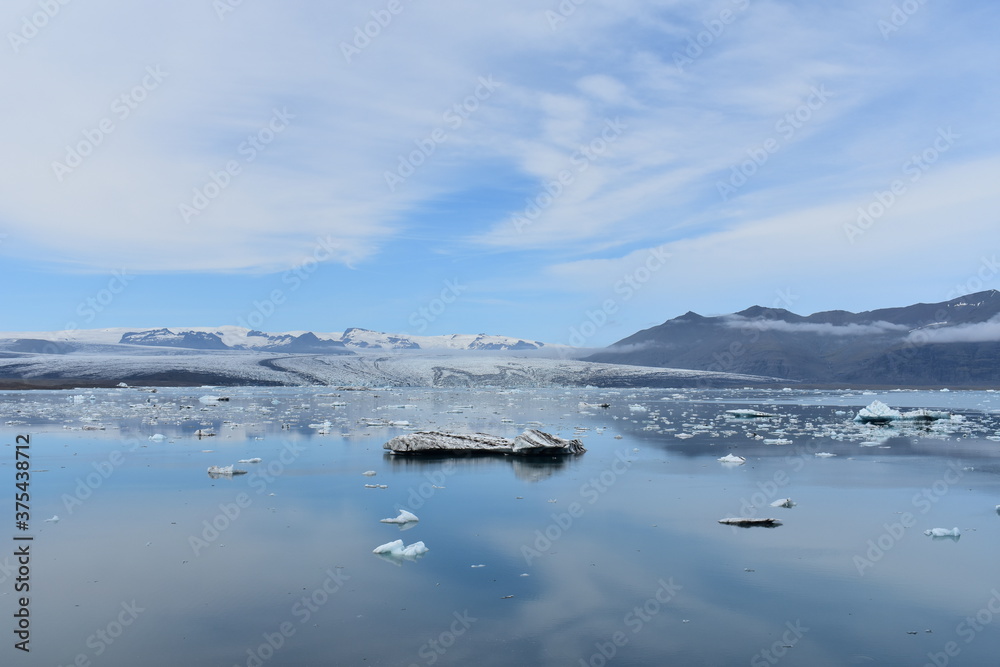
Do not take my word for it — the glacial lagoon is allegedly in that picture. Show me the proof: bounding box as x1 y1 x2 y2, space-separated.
1 386 999 666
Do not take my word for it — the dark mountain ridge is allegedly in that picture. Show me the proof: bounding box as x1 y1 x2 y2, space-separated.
586 291 1000 386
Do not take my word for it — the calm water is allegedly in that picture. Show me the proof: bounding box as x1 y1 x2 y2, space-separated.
1 386 999 666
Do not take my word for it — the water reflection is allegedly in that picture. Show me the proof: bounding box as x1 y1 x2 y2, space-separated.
2 387 1000 666
383 451 579 482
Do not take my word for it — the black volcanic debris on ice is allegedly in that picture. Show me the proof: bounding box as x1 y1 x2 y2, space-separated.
586 290 1000 386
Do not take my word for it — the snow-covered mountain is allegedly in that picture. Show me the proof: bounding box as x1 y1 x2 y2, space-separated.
0 326 552 353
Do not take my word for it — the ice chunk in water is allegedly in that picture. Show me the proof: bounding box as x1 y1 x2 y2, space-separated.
373 539 429 559
380 510 419 524
924 527 960 538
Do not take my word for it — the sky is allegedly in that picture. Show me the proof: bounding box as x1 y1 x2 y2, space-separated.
1 0 999 347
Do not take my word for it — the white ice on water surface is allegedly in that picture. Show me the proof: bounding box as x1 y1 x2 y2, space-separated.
924 527 960 538
380 510 420 524
718 454 746 464
373 539 429 558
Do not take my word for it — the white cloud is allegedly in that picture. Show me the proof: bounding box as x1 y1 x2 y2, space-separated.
907 316 1000 344
1 0 998 296
723 317 907 336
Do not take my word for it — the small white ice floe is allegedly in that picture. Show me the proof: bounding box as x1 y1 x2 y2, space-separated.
44 515 59 523
814 452 837 458
718 454 746 464
194 429 216 438
725 409 777 419
470 564 486 568
770 498 796 508
372 539 428 559
362 470 377 477
380 510 420 524
924 527 961 538
207 465 247 476
237 458 262 464
763 438 792 446
148 433 167 441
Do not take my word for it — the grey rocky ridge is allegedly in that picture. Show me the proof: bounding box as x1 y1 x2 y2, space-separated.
585 291 1000 386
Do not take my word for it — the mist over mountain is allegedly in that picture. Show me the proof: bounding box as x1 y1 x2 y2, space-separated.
585 291 1000 386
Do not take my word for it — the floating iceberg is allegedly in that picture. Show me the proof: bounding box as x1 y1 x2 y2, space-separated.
380 510 420 524
149 433 166 441
718 454 746 464
373 539 428 559
725 409 776 418
718 517 782 527
207 465 247 477
853 400 902 424
237 458 262 464
899 409 950 421
853 401 950 424
814 452 837 458
924 527 960 538
384 429 585 456
770 498 796 508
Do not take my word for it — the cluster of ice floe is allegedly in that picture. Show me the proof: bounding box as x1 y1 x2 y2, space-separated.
373 508 426 563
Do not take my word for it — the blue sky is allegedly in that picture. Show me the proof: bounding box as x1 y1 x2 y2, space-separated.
2 0 999 346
